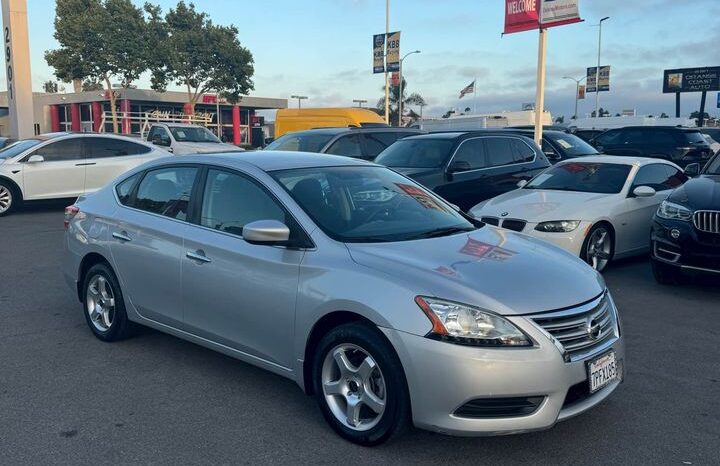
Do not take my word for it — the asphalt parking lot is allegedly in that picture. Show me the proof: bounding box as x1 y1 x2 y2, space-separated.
1 201 719 466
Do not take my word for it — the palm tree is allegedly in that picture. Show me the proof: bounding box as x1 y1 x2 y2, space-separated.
376 78 426 126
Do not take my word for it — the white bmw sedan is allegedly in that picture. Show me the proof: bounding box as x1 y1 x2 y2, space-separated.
469 156 688 271
0 132 168 216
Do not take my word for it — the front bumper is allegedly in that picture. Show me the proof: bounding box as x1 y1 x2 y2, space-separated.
381 313 624 436
651 218 720 275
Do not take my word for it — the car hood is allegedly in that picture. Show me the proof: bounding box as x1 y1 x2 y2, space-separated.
667 175 720 210
346 227 604 316
173 142 244 154
469 189 613 222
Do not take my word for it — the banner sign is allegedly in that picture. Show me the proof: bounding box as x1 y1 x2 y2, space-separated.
373 34 385 74
578 84 585 100
663 67 720 94
504 0 540 34
385 31 401 72
540 0 582 28
587 66 610 93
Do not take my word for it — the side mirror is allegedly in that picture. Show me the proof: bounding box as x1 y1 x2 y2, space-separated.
152 134 171 147
632 185 656 198
684 163 700 177
448 160 472 173
27 154 45 163
517 179 528 188
242 220 290 245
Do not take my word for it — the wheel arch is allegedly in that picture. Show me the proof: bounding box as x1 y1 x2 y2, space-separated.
0 175 23 201
76 252 113 302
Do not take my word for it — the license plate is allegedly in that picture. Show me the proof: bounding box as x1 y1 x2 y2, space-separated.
587 351 618 393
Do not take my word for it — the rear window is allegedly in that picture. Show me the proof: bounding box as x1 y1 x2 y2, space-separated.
265 133 335 153
684 131 707 144
375 138 454 169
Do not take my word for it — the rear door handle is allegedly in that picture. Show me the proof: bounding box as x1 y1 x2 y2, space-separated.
186 250 212 263
75 162 97 166
112 231 132 242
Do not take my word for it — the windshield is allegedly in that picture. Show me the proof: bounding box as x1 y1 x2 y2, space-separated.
0 139 42 159
547 133 599 156
374 138 454 168
705 154 720 175
265 133 335 153
525 162 631 194
168 126 220 143
272 165 475 243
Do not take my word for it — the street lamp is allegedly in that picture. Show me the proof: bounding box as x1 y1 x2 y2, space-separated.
353 99 367 108
398 50 421 126
290 95 308 109
563 75 586 120
593 16 610 118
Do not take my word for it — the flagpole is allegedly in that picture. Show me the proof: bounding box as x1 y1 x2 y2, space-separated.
473 77 477 114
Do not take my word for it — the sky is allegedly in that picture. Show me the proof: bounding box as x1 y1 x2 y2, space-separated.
4 0 720 120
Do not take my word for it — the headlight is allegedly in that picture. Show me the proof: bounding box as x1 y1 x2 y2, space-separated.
534 220 580 233
415 297 532 347
657 201 692 221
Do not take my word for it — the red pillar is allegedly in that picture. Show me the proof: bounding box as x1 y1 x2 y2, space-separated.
70 103 81 132
91 101 103 132
232 106 241 145
183 103 193 116
248 109 255 146
49 105 60 132
120 99 131 134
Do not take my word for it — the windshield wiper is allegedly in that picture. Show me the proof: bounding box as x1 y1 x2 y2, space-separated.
407 226 475 240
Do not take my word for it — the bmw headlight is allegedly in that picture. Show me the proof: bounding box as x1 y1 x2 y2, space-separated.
415 297 532 347
534 220 581 233
657 201 692 221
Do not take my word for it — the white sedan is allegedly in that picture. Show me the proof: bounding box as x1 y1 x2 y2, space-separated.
0 132 168 216
469 156 688 271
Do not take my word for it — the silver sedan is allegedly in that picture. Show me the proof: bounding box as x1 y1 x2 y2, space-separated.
63 151 625 445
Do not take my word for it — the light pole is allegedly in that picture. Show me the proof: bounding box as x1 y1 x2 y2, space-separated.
563 75 586 120
290 95 308 109
353 99 367 108
398 50 421 126
593 16 609 118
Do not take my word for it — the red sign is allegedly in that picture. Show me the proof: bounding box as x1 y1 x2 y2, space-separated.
578 84 586 100
504 0 540 34
391 72 400 86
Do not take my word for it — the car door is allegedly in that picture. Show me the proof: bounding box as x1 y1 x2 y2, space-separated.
83 137 155 193
108 165 200 328
593 129 626 155
360 131 407 159
436 137 489 210
21 138 85 199
181 168 304 368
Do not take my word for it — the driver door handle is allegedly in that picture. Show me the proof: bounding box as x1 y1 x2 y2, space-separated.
112 231 132 242
186 250 212 263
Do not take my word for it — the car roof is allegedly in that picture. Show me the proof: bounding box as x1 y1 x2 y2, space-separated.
403 131 536 141
556 155 678 167
284 127 419 137
156 123 205 128
610 125 700 132
169 150 372 172
498 129 569 137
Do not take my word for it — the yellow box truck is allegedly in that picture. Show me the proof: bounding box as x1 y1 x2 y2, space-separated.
275 108 387 138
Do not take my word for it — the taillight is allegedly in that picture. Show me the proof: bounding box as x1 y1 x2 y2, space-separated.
64 205 80 229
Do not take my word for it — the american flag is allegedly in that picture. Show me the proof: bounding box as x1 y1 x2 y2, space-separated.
459 80 475 99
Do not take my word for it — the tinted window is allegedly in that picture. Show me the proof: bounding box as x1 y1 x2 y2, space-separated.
134 167 198 220
652 130 678 145
375 138 454 169
453 138 486 170
546 134 599 156
361 133 400 158
633 164 687 191
148 126 170 141
525 162 631 194
115 173 140 205
484 137 517 167
326 135 364 158
510 138 536 162
705 154 720 175
265 133 334 153
594 129 623 146
168 126 220 143
31 139 83 161
85 137 151 158
200 169 285 236
0 139 41 159
684 131 707 144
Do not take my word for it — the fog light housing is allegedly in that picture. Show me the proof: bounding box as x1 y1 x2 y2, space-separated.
670 228 680 240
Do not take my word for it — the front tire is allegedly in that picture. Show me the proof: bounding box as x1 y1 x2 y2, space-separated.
312 322 410 446
651 258 682 285
0 180 20 216
82 263 134 341
581 224 615 272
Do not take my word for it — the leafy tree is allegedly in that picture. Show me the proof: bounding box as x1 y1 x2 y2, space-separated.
43 80 58 93
46 0 149 133
555 116 565 124
82 79 105 92
590 107 610 118
375 77 426 126
441 109 455 119
145 1 254 114
689 111 710 120
660 112 669 118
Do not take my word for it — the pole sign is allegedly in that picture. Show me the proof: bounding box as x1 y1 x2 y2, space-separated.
578 84 586 99
539 0 582 28
587 66 610 93
385 31 401 72
662 67 720 93
373 33 385 74
504 0 581 34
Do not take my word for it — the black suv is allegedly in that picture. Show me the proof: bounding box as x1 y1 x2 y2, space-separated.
264 127 421 160
499 129 600 163
374 132 550 211
592 126 713 167
651 152 720 284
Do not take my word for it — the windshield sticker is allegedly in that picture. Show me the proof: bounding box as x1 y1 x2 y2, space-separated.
176 130 186 139
556 138 573 149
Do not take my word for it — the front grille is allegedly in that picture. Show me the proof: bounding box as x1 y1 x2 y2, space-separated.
694 210 720 234
531 294 618 362
501 219 527 232
481 216 500 226
454 396 544 419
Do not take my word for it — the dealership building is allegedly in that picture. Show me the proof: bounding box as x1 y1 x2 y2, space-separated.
0 88 287 146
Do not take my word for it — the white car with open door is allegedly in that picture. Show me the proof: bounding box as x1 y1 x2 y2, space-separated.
0 132 167 216
469 156 688 271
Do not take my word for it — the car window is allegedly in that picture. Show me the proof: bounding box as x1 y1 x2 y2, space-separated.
133 166 198 220
622 129 647 144
168 126 220 143
453 138 486 170
653 130 678 145
0 139 41 159
547 134 599 156
594 129 623 146
510 138 536 162
85 137 151 158
325 135 364 158
148 126 170 141
200 169 286 236
30 139 83 162
484 137 517 167
265 133 335 153
525 162 631 194
375 138 454 169
633 164 687 191
115 173 141 205
361 133 395 158
683 131 707 144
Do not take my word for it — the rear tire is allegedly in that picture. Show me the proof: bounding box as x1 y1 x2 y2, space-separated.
0 180 20 217
312 322 410 446
81 263 134 341
651 258 682 285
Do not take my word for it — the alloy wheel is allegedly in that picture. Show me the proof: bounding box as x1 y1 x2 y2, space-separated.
321 343 387 431
586 228 612 271
85 275 116 332
0 185 12 214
